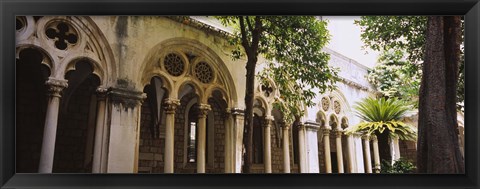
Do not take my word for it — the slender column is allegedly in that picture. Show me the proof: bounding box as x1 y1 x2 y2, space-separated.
362 135 372 173
164 98 180 173
335 130 344 173
38 78 68 173
231 108 244 173
92 87 108 173
224 109 232 173
281 122 291 173
197 104 211 173
323 128 332 173
263 116 273 173
371 135 381 173
297 123 307 173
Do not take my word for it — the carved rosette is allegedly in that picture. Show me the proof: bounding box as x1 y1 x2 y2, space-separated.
45 78 68 98
321 97 330 111
197 104 211 118
164 98 180 114
334 101 341 114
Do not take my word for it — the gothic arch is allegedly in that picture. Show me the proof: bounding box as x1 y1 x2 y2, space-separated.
15 16 117 86
139 37 237 107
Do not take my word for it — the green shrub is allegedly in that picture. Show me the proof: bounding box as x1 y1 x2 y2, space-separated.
380 158 416 173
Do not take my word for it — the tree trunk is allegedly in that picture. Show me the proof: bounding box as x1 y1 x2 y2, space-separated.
242 57 257 173
376 131 392 165
417 16 464 173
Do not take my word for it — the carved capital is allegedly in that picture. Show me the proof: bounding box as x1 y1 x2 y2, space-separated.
96 87 108 100
279 121 290 130
230 108 244 116
263 116 274 128
109 87 146 109
164 98 180 114
304 121 321 132
45 77 68 97
361 135 370 140
197 104 211 118
323 128 331 136
370 134 378 142
335 130 343 138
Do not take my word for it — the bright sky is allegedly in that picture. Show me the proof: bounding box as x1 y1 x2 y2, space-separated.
323 16 380 68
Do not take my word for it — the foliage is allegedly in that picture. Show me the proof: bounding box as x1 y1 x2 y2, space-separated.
367 49 421 107
216 16 338 124
345 97 416 141
380 158 416 173
355 16 464 111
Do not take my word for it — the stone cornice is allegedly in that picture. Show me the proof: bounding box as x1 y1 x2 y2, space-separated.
304 121 321 131
108 87 146 109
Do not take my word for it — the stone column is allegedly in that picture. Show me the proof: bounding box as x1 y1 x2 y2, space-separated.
323 128 332 173
231 108 244 173
224 109 232 173
197 104 211 173
346 135 356 173
163 98 180 173
371 135 381 173
335 130 344 173
362 135 372 173
38 78 68 173
263 116 273 173
92 87 108 173
297 123 307 173
106 88 145 173
304 121 321 173
280 122 291 173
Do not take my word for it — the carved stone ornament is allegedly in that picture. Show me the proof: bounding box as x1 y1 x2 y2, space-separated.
45 22 78 50
45 78 68 97
334 100 341 114
164 98 180 114
321 97 330 111
164 53 185 76
194 62 213 84
197 104 212 118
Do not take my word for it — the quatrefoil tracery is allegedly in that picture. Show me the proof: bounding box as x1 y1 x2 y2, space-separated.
45 22 78 50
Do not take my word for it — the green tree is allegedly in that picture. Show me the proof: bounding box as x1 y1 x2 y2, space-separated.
356 16 464 173
345 97 416 164
367 49 421 107
216 16 337 173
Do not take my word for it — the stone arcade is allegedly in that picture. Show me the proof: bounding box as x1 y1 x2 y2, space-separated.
16 16 447 174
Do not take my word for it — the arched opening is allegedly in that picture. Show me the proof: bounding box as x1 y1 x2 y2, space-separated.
206 90 228 173
329 114 339 173
252 99 265 167
54 60 100 173
138 77 168 173
16 48 51 173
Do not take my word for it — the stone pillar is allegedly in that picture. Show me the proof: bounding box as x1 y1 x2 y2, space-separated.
280 122 291 173
92 87 108 173
362 135 372 173
297 123 307 173
323 128 332 173
224 109 232 173
391 136 401 163
163 98 180 173
371 135 381 173
263 116 273 173
197 104 211 173
38 78 68 173
335 130 344 173
346 135 357 173
106 87 145 173
304 121 321 173
231 108 244 173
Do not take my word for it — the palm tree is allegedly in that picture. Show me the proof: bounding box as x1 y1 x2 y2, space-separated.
345 97 416 166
